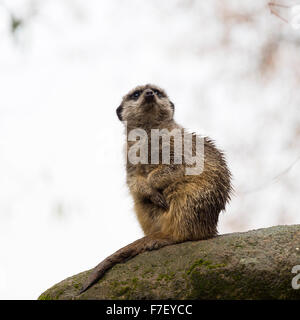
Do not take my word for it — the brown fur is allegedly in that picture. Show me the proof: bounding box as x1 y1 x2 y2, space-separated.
80 84 232 294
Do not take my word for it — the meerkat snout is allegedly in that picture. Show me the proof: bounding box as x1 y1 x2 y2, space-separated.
144 89 155 102
116 84 175 125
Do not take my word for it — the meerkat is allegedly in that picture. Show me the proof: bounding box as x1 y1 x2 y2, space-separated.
80 84 232 294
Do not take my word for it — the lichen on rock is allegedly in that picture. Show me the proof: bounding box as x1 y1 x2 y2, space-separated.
38 224 300 300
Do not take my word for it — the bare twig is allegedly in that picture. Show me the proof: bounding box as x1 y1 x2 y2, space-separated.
268 2 290 23
240 155 300 195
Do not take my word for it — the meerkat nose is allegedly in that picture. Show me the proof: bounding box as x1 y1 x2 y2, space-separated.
145 89 154 96
144 89 154 102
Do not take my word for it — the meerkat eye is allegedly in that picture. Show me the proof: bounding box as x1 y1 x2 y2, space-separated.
153 89 163 98
131 91 141 100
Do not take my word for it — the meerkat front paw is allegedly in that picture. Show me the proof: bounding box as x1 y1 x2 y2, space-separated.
149 190 169 210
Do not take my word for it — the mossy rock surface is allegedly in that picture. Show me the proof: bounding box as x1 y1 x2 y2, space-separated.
38 224 300 300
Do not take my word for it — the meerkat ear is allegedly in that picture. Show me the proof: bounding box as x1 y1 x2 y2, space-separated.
170 101 175 114
116 105 123 121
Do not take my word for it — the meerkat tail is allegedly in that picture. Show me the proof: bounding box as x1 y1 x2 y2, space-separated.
79 232 176 294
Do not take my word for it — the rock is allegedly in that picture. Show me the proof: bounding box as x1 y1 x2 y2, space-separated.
38 225 300 300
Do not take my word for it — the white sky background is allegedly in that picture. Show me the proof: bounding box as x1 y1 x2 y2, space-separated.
0 0 299 299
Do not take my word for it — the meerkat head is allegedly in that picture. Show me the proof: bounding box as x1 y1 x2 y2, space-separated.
116 84 175 127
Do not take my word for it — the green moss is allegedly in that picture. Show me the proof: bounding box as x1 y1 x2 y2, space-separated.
72 281 80 289
188 271 233 299
143 268 154 276
234 244 245 248
111 280 121 288
188 265 286 300
115 286 130 297
55 289 65 300
186 259 226 275
109 277 141 299
208 263 226 269
38 293 52 300
157 272 175 282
